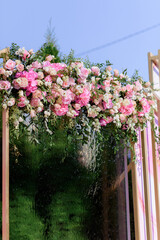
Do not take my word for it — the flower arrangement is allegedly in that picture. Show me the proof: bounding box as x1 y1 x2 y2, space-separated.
0 47 157 154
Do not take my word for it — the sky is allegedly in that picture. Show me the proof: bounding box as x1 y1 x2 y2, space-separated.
1 0 160 81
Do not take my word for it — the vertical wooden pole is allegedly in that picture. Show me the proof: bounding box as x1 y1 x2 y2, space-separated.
148 51 160 239
2 109 9 240
124 147 131 240
141 130 152 240
1 48 10 240
131 147 141 240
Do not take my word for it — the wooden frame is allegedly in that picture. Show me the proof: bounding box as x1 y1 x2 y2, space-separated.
1 47 160 240
148 50 160 240
0 48 10 240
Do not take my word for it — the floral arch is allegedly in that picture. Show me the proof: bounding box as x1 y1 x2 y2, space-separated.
0 46 160 240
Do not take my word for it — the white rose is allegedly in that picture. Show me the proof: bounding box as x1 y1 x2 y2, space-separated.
56 77 63 86
2 103 7 109
37 107 42 113
7 101 13 107
45 82 52 87
19 90 24 97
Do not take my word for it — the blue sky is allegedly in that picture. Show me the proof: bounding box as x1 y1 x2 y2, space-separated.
1 0 160 81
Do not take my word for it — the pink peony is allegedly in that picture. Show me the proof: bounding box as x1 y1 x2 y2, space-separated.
119 101 135 116
76 88 91 107
52 104 68 116
0 80 11 90
5 60 16 70
62 90 75 104
91 66 100 76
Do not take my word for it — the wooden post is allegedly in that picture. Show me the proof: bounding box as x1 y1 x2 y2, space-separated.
131 146 141 240
0 48 10 240
2 109 9 240
141 130 152 240
148 51 160 239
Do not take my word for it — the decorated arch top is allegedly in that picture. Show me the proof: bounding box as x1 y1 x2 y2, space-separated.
0 47 157 136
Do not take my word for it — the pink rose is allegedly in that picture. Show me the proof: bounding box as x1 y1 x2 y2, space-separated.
120 114 126 122
91 66 100 76
119 101 135 116
79 67 90 79
140 98 150 113
73 103 81 111
7 98 15 107
114 69 119 77
30 98 40 107
126 84 133 91
0 68 5 75
103 99 113 110
101 80 110 90
5 59 16 70
45 75 52 82
32 61 42 69
30 109 36 118
106 66 112 72
13 77 28 89
32 90 43 99
144 82 151 87
99 117 113 126
38 72 44 79
0 80 11 90
46 55 53 61
17 96 28 107
134 81 142 91
69 78 75 86
23 50 30 60
16 64 24 72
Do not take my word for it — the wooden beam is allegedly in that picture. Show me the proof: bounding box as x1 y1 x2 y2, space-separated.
2 109 9 240
111 161 132 191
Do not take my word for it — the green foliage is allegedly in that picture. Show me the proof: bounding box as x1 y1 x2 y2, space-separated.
34 42 61 62
9 43 20 60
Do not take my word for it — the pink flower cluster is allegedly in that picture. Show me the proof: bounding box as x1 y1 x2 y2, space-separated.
0 47 156 133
